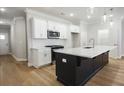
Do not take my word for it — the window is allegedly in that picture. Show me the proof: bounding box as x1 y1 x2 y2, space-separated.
0 35 5 40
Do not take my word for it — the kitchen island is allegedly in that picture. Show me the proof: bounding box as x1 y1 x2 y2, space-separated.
54 46 115 86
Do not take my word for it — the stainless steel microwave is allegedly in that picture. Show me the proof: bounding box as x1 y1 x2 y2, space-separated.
47 30 60 39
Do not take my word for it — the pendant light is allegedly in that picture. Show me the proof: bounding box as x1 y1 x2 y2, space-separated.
109 8 114 26
90 7 94 14
102 8 107 23
109 8 113 17
87 7 94 19
103 13 107 22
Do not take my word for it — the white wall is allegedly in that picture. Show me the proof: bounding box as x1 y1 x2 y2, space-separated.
121 19 124 56
87 19 122 58
80 21 88 46
10 17 27 61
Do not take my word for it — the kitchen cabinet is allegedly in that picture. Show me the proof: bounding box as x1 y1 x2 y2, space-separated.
70 25 80 33
31 18 47 39
102 52 109 65
55 51 109 85
76 58 94 85
31 18 67 39
48 21 59 31
31 47 51 68
56 53 77 85
48 21 67 39
58 23 67 39
93 54 103 71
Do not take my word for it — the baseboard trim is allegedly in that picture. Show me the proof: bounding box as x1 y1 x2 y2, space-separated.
121 54 124 57
121 56 124 59
11 54 27 61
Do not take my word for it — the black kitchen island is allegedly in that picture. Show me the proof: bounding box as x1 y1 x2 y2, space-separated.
54 46 115 86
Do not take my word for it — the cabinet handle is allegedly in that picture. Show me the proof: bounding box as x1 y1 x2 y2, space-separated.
62 58 67 63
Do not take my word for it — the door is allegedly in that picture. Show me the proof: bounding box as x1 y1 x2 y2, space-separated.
71 33 80 48
0 32 9 55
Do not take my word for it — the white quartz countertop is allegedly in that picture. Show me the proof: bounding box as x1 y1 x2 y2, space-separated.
54 45 116 58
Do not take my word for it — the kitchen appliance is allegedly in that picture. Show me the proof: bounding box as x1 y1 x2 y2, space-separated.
47 30 60 39
45 45 64 64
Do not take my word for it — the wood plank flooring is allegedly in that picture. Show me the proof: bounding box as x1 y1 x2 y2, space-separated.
0 55 124 86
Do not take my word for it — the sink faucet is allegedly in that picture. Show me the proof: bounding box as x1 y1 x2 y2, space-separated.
89 38 95 48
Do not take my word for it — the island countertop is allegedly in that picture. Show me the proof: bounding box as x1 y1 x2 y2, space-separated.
54 45 116 58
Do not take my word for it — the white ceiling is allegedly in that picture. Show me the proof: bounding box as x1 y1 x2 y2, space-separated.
0 25 10 29
0 7 124 24
0 7 25 20
30 7 124 24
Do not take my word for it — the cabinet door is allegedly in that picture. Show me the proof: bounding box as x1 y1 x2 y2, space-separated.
93 55 103 71
55 53 77 85
59 24 67 39
76 58 93 85
32 18 47 38
43 48 51 64
102 52 109 65
31 48 51 68
31 49 39 67
48 21 59 31
70 25 80 33
38 48 51 66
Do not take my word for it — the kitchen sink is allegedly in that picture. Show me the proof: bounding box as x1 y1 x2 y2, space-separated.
84 46 93 49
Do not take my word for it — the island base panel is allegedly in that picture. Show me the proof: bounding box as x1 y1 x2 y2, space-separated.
55 52 109 86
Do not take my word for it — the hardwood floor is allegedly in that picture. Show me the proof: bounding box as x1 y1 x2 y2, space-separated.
0 55 124 86
0 55 62 86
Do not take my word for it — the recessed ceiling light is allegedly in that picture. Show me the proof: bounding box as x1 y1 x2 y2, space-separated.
87 15 91 19
109 14 113 17
0 8 6 12
60 12 65 16
70 13 74 17
0 21 3 24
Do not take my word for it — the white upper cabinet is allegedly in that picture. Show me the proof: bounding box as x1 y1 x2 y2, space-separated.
31 18 67 39
48 21 59 31
48 21 67 39
70 25 80 33
31 18 47 39
58 23 67 39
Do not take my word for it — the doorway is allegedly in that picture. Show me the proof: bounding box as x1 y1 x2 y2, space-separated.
71 33 80 48
0 25 10 55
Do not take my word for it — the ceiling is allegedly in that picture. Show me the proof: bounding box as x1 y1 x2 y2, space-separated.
31 7 124 24
0 25 10 29
0 7 25 20
0 7 124 25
